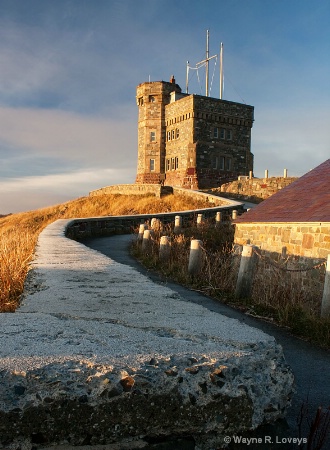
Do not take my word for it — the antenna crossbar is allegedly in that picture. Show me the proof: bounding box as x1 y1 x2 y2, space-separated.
186 30 224 98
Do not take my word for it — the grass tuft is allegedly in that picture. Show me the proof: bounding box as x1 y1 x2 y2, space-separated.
131 221 330 349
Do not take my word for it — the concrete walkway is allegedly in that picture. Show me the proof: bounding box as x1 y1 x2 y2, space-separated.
0 221 297 449
83 234 330 443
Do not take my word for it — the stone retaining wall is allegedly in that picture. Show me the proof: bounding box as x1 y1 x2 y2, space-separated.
89 184 230 206
69 188 243 240
89 183 165 198
66 199 243 240
215 177 298 203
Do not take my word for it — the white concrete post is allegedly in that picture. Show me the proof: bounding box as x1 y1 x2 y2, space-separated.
264 169 269 179
232 210 237 220
138 223 148 241
215 211 222 227
174 215 182 234
151 217 162 232
321 254 330 318
235 245 258 299
142 229 153 253
197 214 204 228
188 239 203 275
159 235 171 262
284 168 288 178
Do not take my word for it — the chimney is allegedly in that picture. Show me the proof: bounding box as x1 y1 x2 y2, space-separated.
170 75 175 84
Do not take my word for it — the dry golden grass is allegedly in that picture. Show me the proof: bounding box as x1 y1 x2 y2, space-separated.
131 222 330 349
0 193 210 312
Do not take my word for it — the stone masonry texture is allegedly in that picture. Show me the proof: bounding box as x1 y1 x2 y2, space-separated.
135 78 254 189
234 160 330 260
218 177 298 203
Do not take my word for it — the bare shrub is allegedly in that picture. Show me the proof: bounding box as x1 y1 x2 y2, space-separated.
131 220 239 299
297 401 330 450
132 221 330 348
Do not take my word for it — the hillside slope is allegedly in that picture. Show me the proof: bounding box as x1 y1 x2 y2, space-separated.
0 193 210 312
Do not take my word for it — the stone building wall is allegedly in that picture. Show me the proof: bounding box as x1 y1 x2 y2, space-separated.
135 79 254 189
164 95 197 188
235 222 330 260
135 80 181 184
164 94 254 189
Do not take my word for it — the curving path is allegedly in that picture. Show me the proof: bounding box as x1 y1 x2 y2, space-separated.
82 234 330 446
0 220 295 450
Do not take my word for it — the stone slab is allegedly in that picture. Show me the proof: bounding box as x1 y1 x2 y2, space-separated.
0 220 294 449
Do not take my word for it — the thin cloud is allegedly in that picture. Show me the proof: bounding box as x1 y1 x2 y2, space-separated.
0 168 134 213
0 106 137 170
253 107 330 177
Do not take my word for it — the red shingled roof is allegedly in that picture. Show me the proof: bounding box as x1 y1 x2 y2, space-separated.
235 159 330 223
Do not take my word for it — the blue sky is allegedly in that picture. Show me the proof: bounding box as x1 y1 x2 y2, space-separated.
0 0 329 213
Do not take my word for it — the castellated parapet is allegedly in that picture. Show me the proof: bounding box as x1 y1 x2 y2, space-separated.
136 76 254 189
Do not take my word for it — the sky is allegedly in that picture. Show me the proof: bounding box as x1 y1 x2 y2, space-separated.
0 0 329 214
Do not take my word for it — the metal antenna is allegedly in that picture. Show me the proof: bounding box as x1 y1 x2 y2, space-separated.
195 30 217 97
220 43 224 99
186 61 189 94
206 30 209 96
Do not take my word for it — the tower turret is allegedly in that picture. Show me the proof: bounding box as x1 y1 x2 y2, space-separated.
135 78 181 184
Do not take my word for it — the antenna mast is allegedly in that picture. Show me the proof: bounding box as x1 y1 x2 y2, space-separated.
205 30 209 96
186 30 223 98
220 42 224 99
195 30 218 97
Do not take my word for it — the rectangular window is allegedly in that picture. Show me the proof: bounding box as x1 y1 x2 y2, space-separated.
175 157 179 169
212 156 218 169
226 157 231 170
213 127 219 138
219 156 225 170
227 129 232 140
171 158 175 170
166 159 170 171
176 128 180 139
150 159 155 171
171 129 175 140
167 131 171 141
150 131 156 142
220 128 226 139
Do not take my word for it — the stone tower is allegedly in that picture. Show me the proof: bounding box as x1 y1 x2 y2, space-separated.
135 76 254 188
135 77 181 184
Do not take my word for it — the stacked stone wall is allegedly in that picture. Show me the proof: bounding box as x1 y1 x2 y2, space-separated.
67 201 243 240
89 184 164 198
89 184 233 207
218 177 298 202
193 96 254 121
163 95 254 189
235 223 330 260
